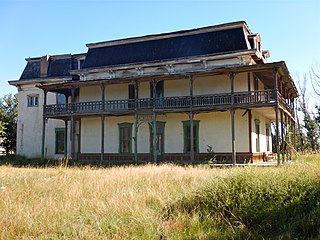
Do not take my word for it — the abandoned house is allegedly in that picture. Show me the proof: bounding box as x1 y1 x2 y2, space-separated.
9 21 298 164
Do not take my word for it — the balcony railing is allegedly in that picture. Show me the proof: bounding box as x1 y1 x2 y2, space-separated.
44 90 291 117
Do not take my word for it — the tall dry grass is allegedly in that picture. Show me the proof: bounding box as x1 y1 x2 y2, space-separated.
0 155 319 239
0 164 230 239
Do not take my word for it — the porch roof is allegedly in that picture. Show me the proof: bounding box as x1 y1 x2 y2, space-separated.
36 61 298 98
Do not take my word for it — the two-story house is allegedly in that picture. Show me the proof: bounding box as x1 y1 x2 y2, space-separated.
9 21 298 165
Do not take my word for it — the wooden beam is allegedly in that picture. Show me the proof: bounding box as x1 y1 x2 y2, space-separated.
229 72 236 166
189 75 194 164
100 83 105 163
41 90 47 161
274 67 280 165
70 88 75 160
134 80 139 163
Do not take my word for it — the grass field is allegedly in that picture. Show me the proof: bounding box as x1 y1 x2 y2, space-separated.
0 155 320 239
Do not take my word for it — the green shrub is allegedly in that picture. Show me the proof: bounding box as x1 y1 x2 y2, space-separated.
163 168 320 239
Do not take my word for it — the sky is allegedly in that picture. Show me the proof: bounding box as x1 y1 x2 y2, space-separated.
0 0 319 99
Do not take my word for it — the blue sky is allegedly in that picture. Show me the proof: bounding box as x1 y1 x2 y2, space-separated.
0 0 319 98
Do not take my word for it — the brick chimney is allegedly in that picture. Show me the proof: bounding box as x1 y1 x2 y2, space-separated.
40 55 50 78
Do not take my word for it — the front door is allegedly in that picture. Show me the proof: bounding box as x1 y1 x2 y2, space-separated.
150 122 165 162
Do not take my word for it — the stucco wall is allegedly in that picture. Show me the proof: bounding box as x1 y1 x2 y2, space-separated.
80 110 249 154
251 110 272 153
79 73 251 102
16 84 70 159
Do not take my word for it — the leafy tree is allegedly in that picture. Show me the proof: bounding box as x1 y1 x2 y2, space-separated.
0 94 18 154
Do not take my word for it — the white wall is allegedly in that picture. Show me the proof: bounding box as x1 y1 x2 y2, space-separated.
16 84 70 159
251 110 272 153
80 110 250 154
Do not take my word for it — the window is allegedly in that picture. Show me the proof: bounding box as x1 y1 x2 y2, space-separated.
266 124 270 152
118 122 133 153
56 94 66 105
27 95 39 107
55 128 65 154
150 80 164 98
183 120 200 153
255 119 260 152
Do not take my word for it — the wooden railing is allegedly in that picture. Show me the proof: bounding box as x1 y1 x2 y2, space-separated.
44 90 291 116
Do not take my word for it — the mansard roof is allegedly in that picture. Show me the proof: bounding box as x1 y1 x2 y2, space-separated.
19 54 85 80
82 21 252 69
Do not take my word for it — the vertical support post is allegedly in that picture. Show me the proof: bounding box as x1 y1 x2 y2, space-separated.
153 112 157 164
280 110 284 162
64 120 68 158
134 80 139 163
189 112 194 164
231 109 236 165
274 67 280 165
152 80 157 164
100 83 105 164
229 72 236 166
189 75 194 163
41 90 47 161
70 88 75 160
248 110 252 157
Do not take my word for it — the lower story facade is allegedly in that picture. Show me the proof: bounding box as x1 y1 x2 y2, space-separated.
18 109 273 164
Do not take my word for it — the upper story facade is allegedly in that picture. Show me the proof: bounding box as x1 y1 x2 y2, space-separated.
10 21 297 121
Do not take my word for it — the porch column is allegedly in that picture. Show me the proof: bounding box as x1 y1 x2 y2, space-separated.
64 120 68 158
134 80 139 163
229 72 236 165
280 110 284 163
273 67 280 164
100 83 105 163
64 94 69 158
152 80 157 164
189 75 194 163
41 90 48 161
70 88 75 160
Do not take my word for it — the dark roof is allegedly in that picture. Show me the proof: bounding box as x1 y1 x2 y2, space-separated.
20 61 40 80
83 26 249 69
19 54 85 80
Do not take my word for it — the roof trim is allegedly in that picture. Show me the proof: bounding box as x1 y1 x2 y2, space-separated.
25 53 86 62
87 21 249 49
72 49 258 75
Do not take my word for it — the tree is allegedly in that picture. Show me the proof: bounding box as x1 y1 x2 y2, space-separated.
0 94 18 154
296 73 319 152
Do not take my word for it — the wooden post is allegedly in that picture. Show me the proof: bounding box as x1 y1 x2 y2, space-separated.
280 110 284 163
134 80 139 163
41 90 47 161
189 75 194 164
70 88 75 160
100 83 105 164
229 72 236 165
64 120 68 158
152 80 157 164
274 67 280 165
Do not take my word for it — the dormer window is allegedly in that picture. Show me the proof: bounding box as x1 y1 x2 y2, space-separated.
78 59 84 70
27 95 39 107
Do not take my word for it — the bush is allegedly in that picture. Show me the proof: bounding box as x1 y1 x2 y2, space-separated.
163 168 320 239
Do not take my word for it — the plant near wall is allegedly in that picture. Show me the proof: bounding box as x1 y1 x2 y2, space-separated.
206 145 216 166
0 94 18 155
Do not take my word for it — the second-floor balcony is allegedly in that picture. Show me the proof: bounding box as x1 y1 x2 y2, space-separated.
44 90 294 117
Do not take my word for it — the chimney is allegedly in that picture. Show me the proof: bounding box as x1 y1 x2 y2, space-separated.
40 55 50 78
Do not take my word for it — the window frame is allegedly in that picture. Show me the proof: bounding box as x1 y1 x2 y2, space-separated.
255 119 260 152
118 122 133 153
27 95 39 107
182 120 200 153
55 128 65 154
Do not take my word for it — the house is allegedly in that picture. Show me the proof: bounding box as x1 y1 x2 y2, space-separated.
9 21 298 164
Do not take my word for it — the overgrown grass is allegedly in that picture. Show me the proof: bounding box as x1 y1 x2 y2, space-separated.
0 154 319 239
